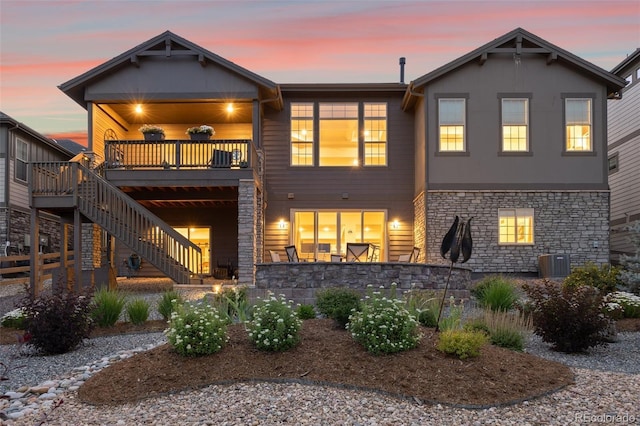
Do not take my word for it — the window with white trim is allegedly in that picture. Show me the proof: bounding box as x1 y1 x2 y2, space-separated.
15 139 28 182
565 98 592 151
499 208 534 245
438 99 465 152
291 103 314 166
501 98 528 152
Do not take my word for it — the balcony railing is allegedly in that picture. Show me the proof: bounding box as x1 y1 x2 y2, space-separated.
104 139 255 170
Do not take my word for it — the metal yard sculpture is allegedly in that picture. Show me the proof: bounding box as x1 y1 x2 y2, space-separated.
435 216 473 332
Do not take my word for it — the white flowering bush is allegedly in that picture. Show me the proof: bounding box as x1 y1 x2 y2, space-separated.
0 307 27 329
247 293 301 351
186 125 215 135
605 291 640 319
347 285 422 355
164 301 228 357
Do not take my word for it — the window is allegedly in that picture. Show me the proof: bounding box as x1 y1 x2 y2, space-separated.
565 98 592 151
501 98 528 152
499 208 534 245
319 103 359 166
15 139 28 182
364 103 387 165
291 103 314 166
293 210 386 261
625 74 633 85
438 99 465 152
608 153 619 174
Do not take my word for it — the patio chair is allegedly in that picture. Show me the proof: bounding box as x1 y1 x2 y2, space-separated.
330 254 342 262
345 243 369 262
284 245 300 262
368 244 380 262
411 247 421 263
397 254 411 262
269 250 281 262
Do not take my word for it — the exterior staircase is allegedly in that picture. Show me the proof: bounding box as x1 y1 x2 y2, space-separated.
31 157 202 285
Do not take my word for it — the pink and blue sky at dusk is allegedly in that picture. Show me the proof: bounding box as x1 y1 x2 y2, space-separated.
1 0 638 146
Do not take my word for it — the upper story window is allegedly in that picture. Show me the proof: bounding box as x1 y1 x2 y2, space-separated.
319 103 359 166
499 208 534 245
291 102 388 167
15 138 28 182
624 74 633 85
501 98 528 152
565 98 592 152
364 103 387 166
291 103 314 166
438 98 465 152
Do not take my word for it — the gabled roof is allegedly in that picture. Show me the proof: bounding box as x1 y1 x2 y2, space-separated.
0 111 74 157
611 48 640 75
59 31 281 109
53 138 86 155
403 28 628 109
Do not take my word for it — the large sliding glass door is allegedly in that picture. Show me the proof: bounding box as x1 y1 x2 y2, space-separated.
293 210 385 261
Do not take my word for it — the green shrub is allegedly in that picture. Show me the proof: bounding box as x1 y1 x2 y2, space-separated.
347 286 421 355
437 329 488 359
438 296 465 331
125 298 150 325
0 308 27 329
158 290 184 321
210 286 250 323
165 300 228 357
490 328 525 351
605 291 640 319
296 304 316 320
21 290 94 355
464 309 531 351
316 287 361 327
403 289 440 328
564 262 621 294
248 293 301 352
92 288 126 327
524 280 612 353
474 275 518 312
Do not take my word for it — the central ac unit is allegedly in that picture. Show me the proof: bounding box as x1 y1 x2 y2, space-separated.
538 254 571 278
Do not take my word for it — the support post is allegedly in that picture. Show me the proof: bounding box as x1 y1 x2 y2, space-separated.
74 208 82 293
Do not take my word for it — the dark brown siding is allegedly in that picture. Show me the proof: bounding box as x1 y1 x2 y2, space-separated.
262 91 416 260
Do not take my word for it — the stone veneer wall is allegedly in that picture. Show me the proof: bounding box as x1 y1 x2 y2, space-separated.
253 262 471 306
0 208 7 248
9 209 63 255
81 223 103 269
426 190 610 273
413 191 426 263
238 179 257 286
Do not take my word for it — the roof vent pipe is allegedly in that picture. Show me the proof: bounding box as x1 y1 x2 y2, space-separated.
399 57 406 83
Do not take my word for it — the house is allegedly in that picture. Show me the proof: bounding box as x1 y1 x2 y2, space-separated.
608 48 640 264
0 112 74 258
28 28 626 290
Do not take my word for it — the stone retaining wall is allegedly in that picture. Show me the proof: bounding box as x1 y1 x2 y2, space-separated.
252 262 471 306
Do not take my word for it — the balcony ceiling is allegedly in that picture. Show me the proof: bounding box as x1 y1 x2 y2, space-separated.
104 102 253 124
120 185 238 208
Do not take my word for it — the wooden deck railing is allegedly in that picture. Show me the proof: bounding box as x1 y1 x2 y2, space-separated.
104 139 255 169
0 251 75 291
31 161 203 284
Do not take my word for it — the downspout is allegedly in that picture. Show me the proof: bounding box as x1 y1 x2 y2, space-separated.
407 83 428 261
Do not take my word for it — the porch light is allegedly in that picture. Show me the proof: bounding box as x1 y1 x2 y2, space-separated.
226 103 234 113
391 220 400 230
278 219 287 229
135 104 143 114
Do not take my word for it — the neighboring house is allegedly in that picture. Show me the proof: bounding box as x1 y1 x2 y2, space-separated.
29 28 625 287
0 112 74 257
608 48 640 264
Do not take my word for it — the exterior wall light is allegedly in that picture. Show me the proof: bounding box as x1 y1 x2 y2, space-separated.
391 220 400 230
278 219 287 229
